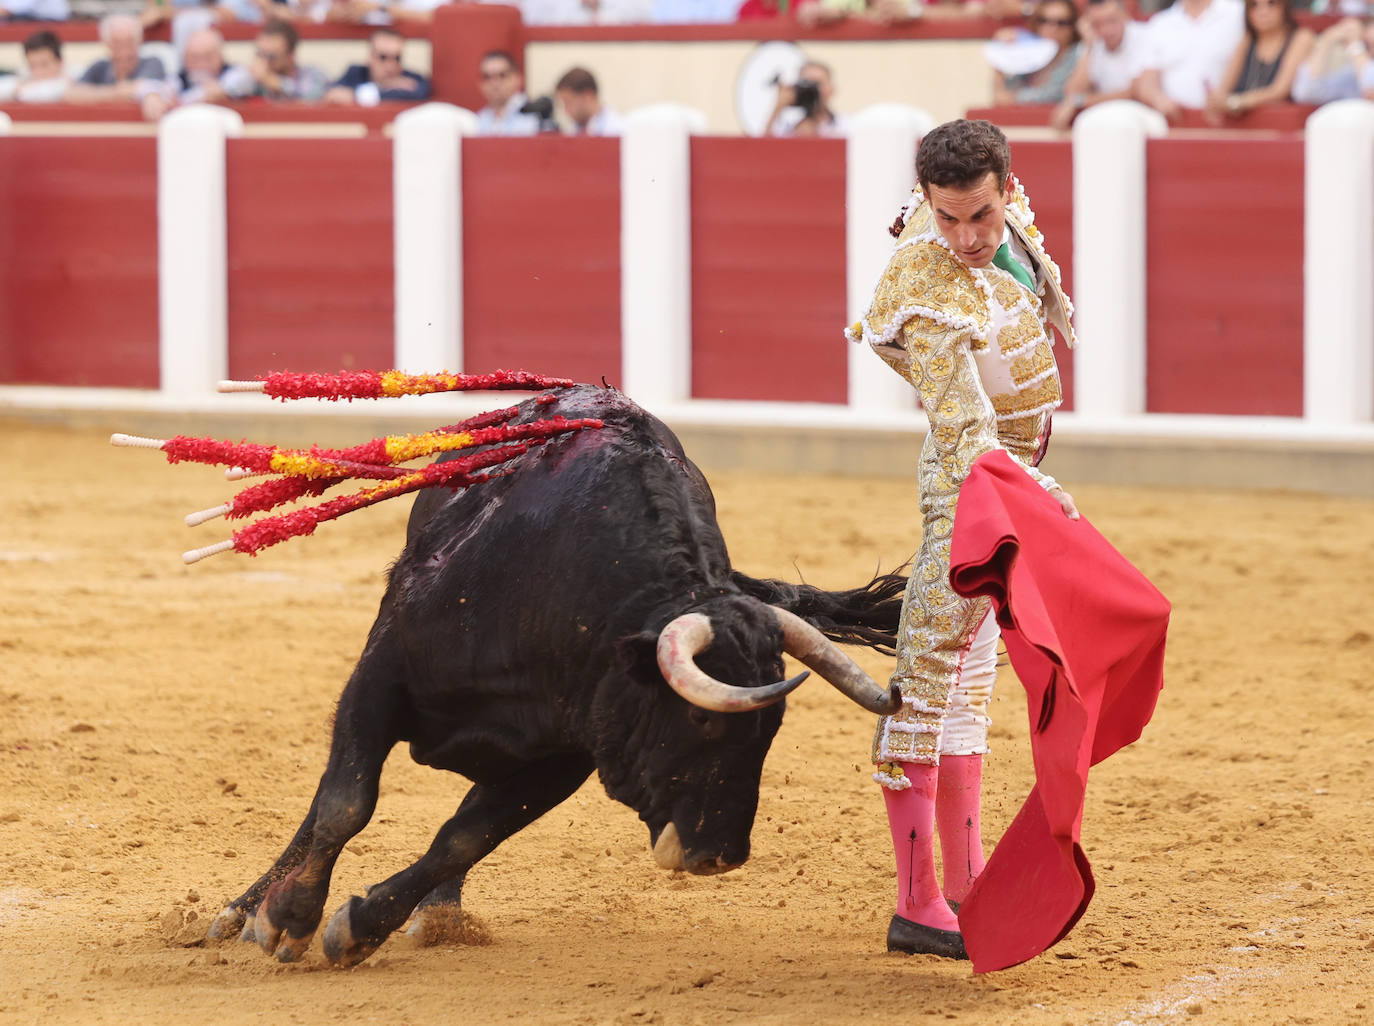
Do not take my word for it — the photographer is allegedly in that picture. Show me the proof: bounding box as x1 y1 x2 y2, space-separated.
766 59 846 138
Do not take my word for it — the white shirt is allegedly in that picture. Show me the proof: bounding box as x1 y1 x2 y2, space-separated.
568 104 626 136
1087 19 1150 94
522 0 652 24
476 93 541 136
769 107 849 138
1141 0 1246 108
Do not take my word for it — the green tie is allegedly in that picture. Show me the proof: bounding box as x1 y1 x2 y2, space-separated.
993 242 1034 291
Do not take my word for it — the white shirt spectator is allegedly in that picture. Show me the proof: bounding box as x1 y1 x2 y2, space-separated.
1087 18 1149 93
569 104 626 135
1 0 70 17
768 107 849 137
476 92 541 136
650 0 739 22
523 0 652 23
1140 0 1246 108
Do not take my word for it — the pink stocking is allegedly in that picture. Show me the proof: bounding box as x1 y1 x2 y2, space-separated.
882 762 960 931
936 753 986 904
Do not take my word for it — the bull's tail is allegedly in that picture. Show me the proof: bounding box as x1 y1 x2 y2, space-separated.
730 567 909 656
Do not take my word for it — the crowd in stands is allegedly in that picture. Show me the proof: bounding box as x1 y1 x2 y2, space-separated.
1 0 1370 125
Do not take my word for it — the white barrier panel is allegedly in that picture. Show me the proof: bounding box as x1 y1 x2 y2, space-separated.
620 104 707 408
1071 100 1168 419
844 103 933 414
1304 100 1374 424
393 103 477 375
157 105 243 398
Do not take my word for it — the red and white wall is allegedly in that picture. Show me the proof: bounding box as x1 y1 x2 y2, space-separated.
1 100 1372 439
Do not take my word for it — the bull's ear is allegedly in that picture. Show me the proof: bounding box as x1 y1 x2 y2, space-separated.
616 630 664 686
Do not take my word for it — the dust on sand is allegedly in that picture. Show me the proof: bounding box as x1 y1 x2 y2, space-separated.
1 420 1372 1026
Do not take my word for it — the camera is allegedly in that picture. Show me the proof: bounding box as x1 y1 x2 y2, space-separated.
518 95 560 134
790 78 822 118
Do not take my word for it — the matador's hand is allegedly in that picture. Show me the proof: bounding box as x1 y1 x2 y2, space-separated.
1051 486 1080 521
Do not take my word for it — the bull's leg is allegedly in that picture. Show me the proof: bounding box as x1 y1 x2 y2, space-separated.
221 633 404 963
320 752 594 967
206 798 319 943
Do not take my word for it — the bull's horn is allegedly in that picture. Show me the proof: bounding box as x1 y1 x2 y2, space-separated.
656 612 809 713
772 607 902 714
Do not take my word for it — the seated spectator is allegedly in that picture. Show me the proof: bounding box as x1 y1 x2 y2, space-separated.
64 13 166 103
0 30 69 103
991 0 1085 105
523 0 652 24
323 27 428 105
920 0 1026 19
0 0 69 20
554 65 624 135
474 49 539 135
140 25 253 118
765 59 847 137
1052 0 1150 128
792 0 920 26
1132 0 1245 122
1292 16 1374 103
307 0 447 26
1205 0 1313 121
249 18 328 99
142 0 282 30
651 0 739 22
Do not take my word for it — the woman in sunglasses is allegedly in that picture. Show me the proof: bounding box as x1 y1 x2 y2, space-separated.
1205 0 1313 121
992 0 1085 105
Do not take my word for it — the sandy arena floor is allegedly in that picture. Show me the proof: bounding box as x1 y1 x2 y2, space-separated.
1 416 1372 1026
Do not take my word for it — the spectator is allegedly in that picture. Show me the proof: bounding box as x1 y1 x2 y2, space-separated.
1291 16 1373 103
765 59 848 137
0 30 69 102
311 0 448 26
142 0 282 31
323 27 429 105
554 65 624 135
140 25 253 118
474 49 539 135
1051 0 1150 128
0 0 69 20
792 0 919 26
523 0 652 24
64 13 166 103
1132 0 1245 122
992 0 1085 105
920 0 1025 19
1205 0 1313 121
650 0 738 22
249 18 328 99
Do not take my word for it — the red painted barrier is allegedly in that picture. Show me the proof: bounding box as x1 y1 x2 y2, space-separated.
967 104 1319 131
1009 140 1075 412
689 137 848 404
1145 137 1304 416
225 138 396 380
461 137 622 384
0 137 159 388
0 101 417 132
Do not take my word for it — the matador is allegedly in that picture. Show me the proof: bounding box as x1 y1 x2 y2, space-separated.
844 119 1078 959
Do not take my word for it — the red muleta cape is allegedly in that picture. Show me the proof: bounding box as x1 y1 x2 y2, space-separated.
949 450 1171 973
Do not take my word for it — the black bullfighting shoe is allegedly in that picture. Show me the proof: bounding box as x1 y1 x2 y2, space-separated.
886 914 969 960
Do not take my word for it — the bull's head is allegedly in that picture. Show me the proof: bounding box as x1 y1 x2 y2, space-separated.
605 595 899 876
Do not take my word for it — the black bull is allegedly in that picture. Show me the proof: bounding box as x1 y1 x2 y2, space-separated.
207 384 907 967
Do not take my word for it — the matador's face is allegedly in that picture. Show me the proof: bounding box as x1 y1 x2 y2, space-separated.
927 172 1014 270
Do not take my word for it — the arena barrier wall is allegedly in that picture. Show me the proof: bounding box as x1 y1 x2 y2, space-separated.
1 100 1372 494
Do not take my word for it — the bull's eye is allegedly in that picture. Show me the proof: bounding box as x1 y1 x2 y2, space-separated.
687 707 712 729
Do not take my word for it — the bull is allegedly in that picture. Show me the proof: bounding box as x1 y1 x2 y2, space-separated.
206 384 906 967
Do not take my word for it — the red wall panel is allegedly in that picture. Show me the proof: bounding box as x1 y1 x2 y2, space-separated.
461 138 621 384
1010 141 1076 412
0 137 158 387
1145 138 1304 416
690 137 847 404
226 138 394 379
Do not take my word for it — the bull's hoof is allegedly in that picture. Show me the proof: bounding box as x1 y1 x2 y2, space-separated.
206 905 247 944
322 897 379 968
254 903 314 963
